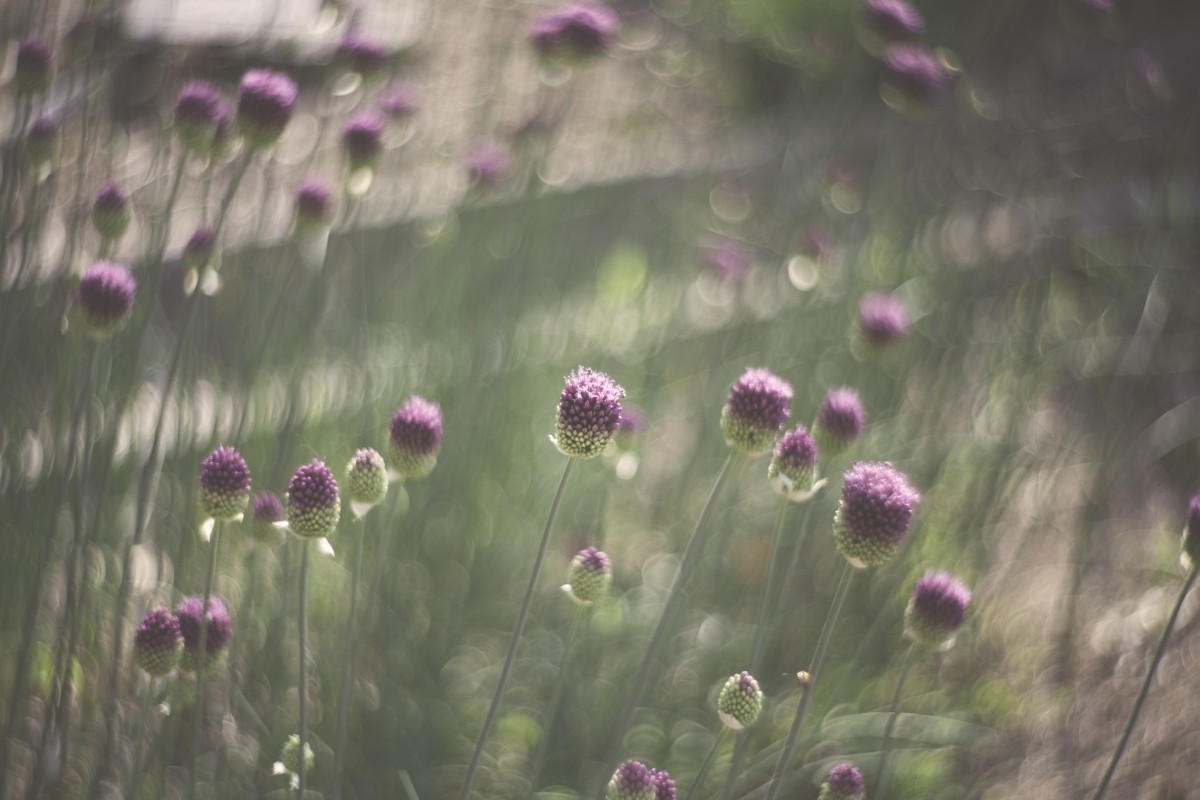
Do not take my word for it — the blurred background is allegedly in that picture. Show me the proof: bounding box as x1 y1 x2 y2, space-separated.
2 0 1200 798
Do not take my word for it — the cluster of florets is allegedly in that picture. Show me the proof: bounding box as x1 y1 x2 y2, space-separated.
175 595 232 673
607 760 653 800
530 3 620 64
198 446 252 522
236 69 298 149
91 181 131 242
16 35 54 96
554 367 625 459
347 447 389 512
294 178 335 238
857 292 909 350
768 425 820 502
566 546 612 604
819 763 866 800
720 368 793 455
813 387 865 457
905 570 971 648
717 671 763 730
833 461 920 568
134 607 183 676
183 226 216 270
175 81 229 156
389 396 443 480
247 491 286 545
335 32 390 79
286 457 341 538
343 110 387 172
72 261 137 339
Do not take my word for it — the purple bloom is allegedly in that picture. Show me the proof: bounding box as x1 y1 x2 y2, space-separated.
833 461 920 568
174 81 228 154
881 45 949 112
16 35 54 96
294 178 335 238
566 545 612 604
236 69 298 149
73 261 136 339
25 115 59 166
183 226 215 269
388 396 443 480
607 760 654 800
198 445 252 522
649 769 676 800
819 763 865 800
134 607 183 676
247 491 285 545
813 387 865 457
717 671 763 730
530 3 620 63
335 32 390 78
286 457 341 538
861 0 924 42
701 237 751 282
768 425 820 502
466 142 512 189
175 595 232 672
380 82 420 119
720 367 793 455
554 367 625 459
906 570 971 647
91 181 131 241
343 110 386 172
346 447 388 509
857 292 908 350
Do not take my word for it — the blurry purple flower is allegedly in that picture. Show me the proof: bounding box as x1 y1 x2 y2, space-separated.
813 387 865 457
174 81 228 154
183 226 215 270
294 178 335 238
769 424 820 502
25 115 59 167
16 35 54 96
134 607 183 676
198 445 252 522
380 82 420 119
861 0 924 42
906 570 971 647
466 142 512 189
607 760 654 800
1181 492 1200 568
857 292 908 350
286 457 341 539
91 181 131 242
236 69 298 149
649 768 676 800
530 2 620 63
554 367 625 459
176 595 232 672
343 110 386 172
566 545 612 604
833 461 920 568
389 396 443 480
73 261 136 339
615 403 646 450
247 491 286 545
720 367 793 455
881 45 949 112
335 32 390 78
819 763 865 800
701 237 751 282
717 671 763 730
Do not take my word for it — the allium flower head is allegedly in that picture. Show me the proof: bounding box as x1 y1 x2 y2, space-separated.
881 45 949 112
174 81 228 154
183 226 216 270
554 367 624 459
198 445 252 522
813 387 865 457
175 595 232 672
381 82 420 119
720 367 793 455
530 3 620 64
294 178 335 238
286 457 341 538
347 447 388 513
649 769 676 800
280 733 314 776
16 35 54 96
607 760 654 800
702 237 751 282
565 546 612 604
768 425 820 502
73 261 136 339
343 110 386 172
818 763 865 800
388 396 443 480
25 115 59 167
857 292 908 350
91 181 131 241
236 69 298 149
905 570 971 648
833 461 920 568
1181 492 1200 568
134 607 183 676
861 0 924 42
335 32 390 78
247 491 286 545
615 403 646 451
466 142 512 189
717 671 763 730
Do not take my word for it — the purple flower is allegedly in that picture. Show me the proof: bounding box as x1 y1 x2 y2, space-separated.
881 45 949 112
286 457 341 539
175 595 232 672
554 367 625 459
91 181 131 241
294 178 335 238
335 32 390 78
566 546 612 604
717 671 763 730
466 142 512 189
198 445 252 522
134 607 183 676
720 367 793 455
615 403 646 450
346 447 388 509
857 292 908 350
25 115 59 166
649 768 676 800
819 763 865 800
833 461 920 568
174 81 228 154
813 387 865 457
607 760 654 800
768 425 820 502
861 0 924 42
183 226 216 270
530 3 620 63
73 261 136 339
388 396 443 480
247 491 285 545
16 35 54 96
1181 492 1200 567
701 237 751 282
906 570 971 648
343 110 386 172
236 69 298 149
380 82 420 119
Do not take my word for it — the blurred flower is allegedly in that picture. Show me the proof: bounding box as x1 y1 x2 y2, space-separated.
565 545 612 604
198 445 252 522
531 3 620 64
607 760 655 800
347 447 388 514
554 367 625 459
380 81 420 119
16 35 54 97
717 671 763 730
649 768 675 800
813 387 864 458
466 142 512 189
247 491 286 545
720 367 793 456
881 45 949 113
294 178 335 239
72 261 136 339
701 237 751 282
175 595 232 672
819 763 865 800
343 109 386 172
211 104 235 160
905 570 971 648
183 226 215 270
388 396 443 480
768 425 821 503
236 69 298 149
335 32 390 79
614 403 646 451
174 81 228 155
134 607 183 676
861 0 924 42
91 181 131 242
24 115 58 167
833 461 920 568
1180 492 1200 569
857 292 908 350
286 457 341 539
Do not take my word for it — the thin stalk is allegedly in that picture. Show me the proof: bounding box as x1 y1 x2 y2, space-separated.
298 539 312 799
127 675 157 796
332 514 370 799
188 520 224 800
682 727 730 800
529 605 584 790
761 563 856 800
593 452 739 800
460 457 577 800
875 642 917 800
1089 564 1199 800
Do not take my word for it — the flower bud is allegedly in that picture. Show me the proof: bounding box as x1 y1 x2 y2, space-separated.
343 110 386 172
175 595 232 673
530 3 620 64
286 457 341 539
818 763 865 800
72 261 136 339
347 447 388 514
198 445 252 522
554 367 624 459
236 69 298 149
25 115 59 168
565 546 612 604
91 181 131 242
768 425 820 503
607 760 654 800
174 81 228 155
246 491 286 545
856 292 908 351
813 387 864 458
15 35 54 97
833 461 919 568
388 396 443 480
134 607 183 676
720 368 792 455
905 570 971 648
717 671 763 730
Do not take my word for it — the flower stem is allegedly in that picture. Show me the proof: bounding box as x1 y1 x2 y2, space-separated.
682 727 730 800
332 514 369 800
875 642 917 800
1089 564 1199 800
298 538 312 799
529 605 584 791
188 519 224 800
460 456 576 800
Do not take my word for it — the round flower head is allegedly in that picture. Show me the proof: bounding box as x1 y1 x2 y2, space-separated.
279 733 314 776
183 226 215 270
565 546 612 604
554 367 624 459
614 403 646 451
174 81 228 154
286 457 341 539
198 445 252 522
881 45 949 113
335 32 390 78
343 110 386 172
861 0 924 42
16 35 54 96
134 607 183 676
25 115 59 167
607 760 654 800
818 763 865 800
833 461 920 568
294 178 335 239
649 769 676 800
246 491 286 545
768 425 820 503
717 671 763 730
91 181 131 242
857 292 908 350
466 142 512 189
175 595 232 672
720 368 793 455
388 396 443 480
380 82 420 119
905 570 971 648
1180 492 1200 569
702 238 751 282
347 447 388 515
813 387 865 458
210 105 235 160
530 3 620 64
72 261 137 339
236 69 298 149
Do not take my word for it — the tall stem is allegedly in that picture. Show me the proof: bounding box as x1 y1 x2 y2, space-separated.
332 514 369 799
188 520 224 800
460 457 576 800
875 642 917 800
529 605 583 790
1089 564 1199 800
682 727 730 800
298 539 312 799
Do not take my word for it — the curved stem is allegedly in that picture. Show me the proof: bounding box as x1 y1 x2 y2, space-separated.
460 457 576 800
188 520 224 800
529 605 583 791
332 514 369 799
298 538 312 799
1089 564 1199 800
875 642 917 800
682 727 730 800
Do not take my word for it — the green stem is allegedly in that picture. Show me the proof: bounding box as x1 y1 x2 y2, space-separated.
298 538 312 799
188 520 224 800
682 727 730 800
529 605 584 791
332 514 369 799
460 457 576 800
1089 564 1199 800
875 642 917 800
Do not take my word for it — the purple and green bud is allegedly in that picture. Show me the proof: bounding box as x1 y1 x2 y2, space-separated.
717 671 763 730
720 367 793 455
768 425 820 502
16 35 54 96
813 387 864 458
347 447 389 512
905 570 971 648
134 607 183 676
198 445 252 522
388 396 443 480
649 768 675 800
607 760 655 800
554 367 624 459
280 733 314 775
335 32 390 79
818 763 865 800
833 461 920 568
857 292 908 350
183 226 216 270
25 115 58 167
236 69 298 149
566 546 612 604
881 45 949 113
176 595 232 673
246 491 286 545
343 110 386 172
286 457 341 539
294 178 335 238
861 0 924 42
1181 492 1200 569
530 3 620 64
174 81 228 155
91 181 131 242
72 261 136 339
